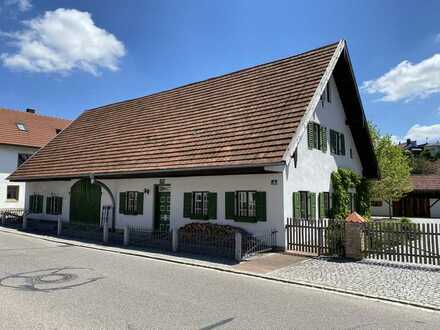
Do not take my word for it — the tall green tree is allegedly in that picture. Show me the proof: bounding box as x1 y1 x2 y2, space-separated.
370 124 413 218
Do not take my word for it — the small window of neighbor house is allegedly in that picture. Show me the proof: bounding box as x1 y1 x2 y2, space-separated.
55 128 62 134
326 83 331 103
16 123 27 132
7 186 19 201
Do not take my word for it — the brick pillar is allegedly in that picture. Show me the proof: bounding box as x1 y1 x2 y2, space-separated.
344 212 366 260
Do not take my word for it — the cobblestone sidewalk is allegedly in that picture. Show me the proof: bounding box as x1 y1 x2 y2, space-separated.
269 258 440 308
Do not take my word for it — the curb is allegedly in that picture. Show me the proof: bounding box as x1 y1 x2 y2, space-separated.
1 227 439 312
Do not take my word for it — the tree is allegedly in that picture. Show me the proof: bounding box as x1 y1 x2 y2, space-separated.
370 124 413 218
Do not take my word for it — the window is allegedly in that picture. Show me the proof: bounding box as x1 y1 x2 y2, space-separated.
330 129 346 156
46 196 63 215
300 191 308 218
237 191 256 218
7 185 19 201
16 123 27 131
292 148 298 168
225 191 266 222
17 153 33 167
193 192 209 217
319 192 330 218
320 83 331 106
29 194 43 213
184 191 217 220
350 148 353 159
55 128 62 134
326 83 331 103
371 200 383 207
293 191 316 220
119 191 144 215
307 122 327 152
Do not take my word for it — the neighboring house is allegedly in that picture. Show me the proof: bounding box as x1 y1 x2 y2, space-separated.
424 143 440 158
8 40 379 248
0 108 70 209
398 139 425 156
371 175 440 218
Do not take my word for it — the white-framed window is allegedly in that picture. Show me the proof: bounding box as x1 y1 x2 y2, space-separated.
192 191 208 217
6 185 19 201
16 123 27 131
127 191 137 214
237 191 256 218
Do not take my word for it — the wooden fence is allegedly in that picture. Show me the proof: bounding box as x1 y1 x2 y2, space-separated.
363 222 440 265
286 218 345 257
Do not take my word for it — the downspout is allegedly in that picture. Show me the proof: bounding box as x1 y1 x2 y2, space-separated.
90 174 116 231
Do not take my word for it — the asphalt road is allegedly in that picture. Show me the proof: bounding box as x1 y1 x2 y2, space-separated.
0 231 439 329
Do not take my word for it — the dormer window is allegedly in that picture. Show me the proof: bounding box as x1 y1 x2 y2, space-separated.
16 123 27 131
56 128 62 134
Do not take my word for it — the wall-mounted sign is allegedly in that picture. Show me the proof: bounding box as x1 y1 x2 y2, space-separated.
271 179 278 185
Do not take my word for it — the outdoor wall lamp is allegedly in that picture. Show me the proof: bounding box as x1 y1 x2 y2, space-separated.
144 188 150 195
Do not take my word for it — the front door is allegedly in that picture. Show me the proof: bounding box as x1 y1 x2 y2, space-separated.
70 179 102 224
154 185 170 231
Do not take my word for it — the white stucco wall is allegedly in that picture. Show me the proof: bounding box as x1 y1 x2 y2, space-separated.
25 173 286 246
371 200 392 217
283 76 364 222
0 144 38 209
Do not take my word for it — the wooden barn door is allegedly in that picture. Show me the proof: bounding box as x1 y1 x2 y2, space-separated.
70 180 102 224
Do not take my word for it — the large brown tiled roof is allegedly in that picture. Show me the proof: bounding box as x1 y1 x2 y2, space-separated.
410 175 440 192
10 42 340 180
0 108 71 148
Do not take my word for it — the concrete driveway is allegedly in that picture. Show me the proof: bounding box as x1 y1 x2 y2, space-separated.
1 231 439 329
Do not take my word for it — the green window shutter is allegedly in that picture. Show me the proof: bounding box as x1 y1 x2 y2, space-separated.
56 197 63 215
225 192 235 219
136 192 144 215
320 127 327 152
29 195 34 212
293 192 301 219
183 192 192 218
37 195 43 213
307 122 314 149
119 192 127 214
256 191 266 221
319 193 325 218
310 193 316 220
46 197 52 214
207 192 217 219
340 133 346 155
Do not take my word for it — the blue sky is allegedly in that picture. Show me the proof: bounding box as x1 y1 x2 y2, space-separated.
1 0 440 143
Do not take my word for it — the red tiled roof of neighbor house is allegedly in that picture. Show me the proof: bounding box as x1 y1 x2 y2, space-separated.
0 108 71 148
410 175 440 192
9 40 378 181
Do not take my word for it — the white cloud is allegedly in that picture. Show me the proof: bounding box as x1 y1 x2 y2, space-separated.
5 0 32 12
362 54 440 102
393 123 440 144
1 8 126 75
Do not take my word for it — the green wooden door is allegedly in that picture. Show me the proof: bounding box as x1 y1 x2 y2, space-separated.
70 180 102 224
154 185 170 231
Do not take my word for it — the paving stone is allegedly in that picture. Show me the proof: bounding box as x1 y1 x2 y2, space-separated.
269 258 440 307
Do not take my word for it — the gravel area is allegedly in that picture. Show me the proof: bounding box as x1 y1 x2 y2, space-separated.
269 258 440 308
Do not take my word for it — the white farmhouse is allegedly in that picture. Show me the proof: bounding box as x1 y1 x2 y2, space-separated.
9 40 379 249
0 108 70 210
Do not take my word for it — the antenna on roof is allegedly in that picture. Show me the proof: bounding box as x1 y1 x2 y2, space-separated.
26 108 36 114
